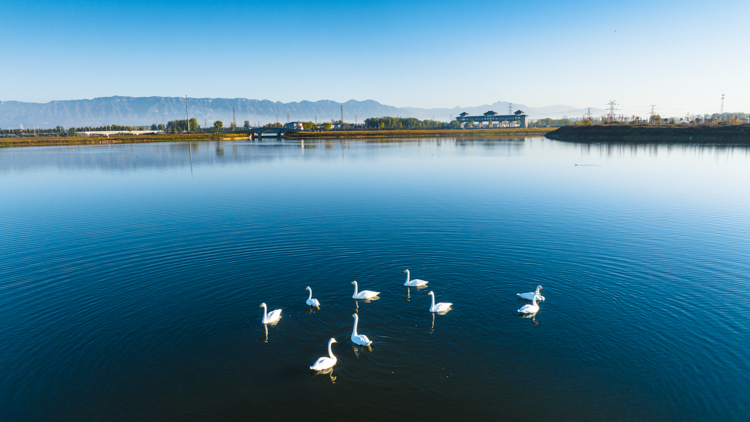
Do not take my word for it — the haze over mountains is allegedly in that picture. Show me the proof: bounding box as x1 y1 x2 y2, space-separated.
0 96 603 129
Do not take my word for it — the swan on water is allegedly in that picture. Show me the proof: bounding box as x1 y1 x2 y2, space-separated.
517 294 542 314
259 303 282 324
403 269 428 287
518 285 545 301
351 281 380 299
428 291 452 313
305 286 321 307
310 338 338 371
351 314 373 346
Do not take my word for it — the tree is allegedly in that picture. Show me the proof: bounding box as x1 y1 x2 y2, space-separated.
323 122 332 130
189 118 199 132
244 120 251 130
150 124 158 130
213 120 223 130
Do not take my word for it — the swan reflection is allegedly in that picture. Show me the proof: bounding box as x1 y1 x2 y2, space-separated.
262 324 269 343
310 368 337 383
519 312 541 325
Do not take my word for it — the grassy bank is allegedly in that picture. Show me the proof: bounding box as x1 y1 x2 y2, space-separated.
545 124 750 143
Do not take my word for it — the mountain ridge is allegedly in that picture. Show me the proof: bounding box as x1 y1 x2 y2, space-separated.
0 96 602 128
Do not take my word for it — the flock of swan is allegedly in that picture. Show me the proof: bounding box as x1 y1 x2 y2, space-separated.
259 270 546 373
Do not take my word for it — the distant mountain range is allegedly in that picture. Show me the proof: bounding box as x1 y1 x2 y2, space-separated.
0 96 603 129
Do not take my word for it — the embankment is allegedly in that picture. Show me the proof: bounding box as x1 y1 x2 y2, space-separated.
545 124 750 143
286 128 554 139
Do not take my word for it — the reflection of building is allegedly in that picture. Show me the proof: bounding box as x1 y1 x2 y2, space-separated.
456 110 528 128
284 121 303 130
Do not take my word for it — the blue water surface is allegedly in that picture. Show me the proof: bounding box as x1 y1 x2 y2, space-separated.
1 138 749 421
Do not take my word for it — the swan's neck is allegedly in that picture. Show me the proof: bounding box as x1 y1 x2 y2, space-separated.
405 270 410 283
327 340 335 359
262 304 267 319
352 282 358 295
431 293 436 308
352 315 359 336
532 295 538 306
307 289 313 300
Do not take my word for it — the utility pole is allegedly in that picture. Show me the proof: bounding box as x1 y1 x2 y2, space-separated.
287 113 289 122
720 94 725 116
185 96 189 133
340 105 343 123
232 107 236 129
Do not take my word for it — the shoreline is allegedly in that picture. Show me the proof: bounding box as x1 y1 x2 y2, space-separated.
0 128 554 148
545 124 750 143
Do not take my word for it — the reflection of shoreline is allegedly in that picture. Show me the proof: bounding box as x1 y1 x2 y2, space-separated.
0 128 553 148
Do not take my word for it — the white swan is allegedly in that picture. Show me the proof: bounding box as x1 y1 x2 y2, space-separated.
259 303 282 324
518 294 542 314
310 338 338 371
351 314 373 346
517 285 545 301
305 286 321 307
403 269 429 287
428 291 452 313
351 281 380 299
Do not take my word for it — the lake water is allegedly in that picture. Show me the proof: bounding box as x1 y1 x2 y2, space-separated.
1 138 749 421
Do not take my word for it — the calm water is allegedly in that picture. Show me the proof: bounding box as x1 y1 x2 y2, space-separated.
1 138 749 421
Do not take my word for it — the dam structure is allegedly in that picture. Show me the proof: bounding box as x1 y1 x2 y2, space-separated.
457 110 528 128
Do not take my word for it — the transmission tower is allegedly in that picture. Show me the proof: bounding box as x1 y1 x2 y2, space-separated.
586 108 592 119
232 107 236 129
340 105 343 123
185 96 189 133
287 113 289 122
607 100 619 122
508 103 513 115
720 94 724 116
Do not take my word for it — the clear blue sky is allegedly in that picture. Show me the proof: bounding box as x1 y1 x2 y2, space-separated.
1 0 748 117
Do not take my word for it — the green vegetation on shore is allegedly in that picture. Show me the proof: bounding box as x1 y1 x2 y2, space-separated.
545 124 750 143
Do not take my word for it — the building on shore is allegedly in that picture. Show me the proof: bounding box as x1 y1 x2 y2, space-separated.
284 122 303 130
457 110 528 128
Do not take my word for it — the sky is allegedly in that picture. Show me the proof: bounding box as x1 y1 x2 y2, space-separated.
1 0 748 117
